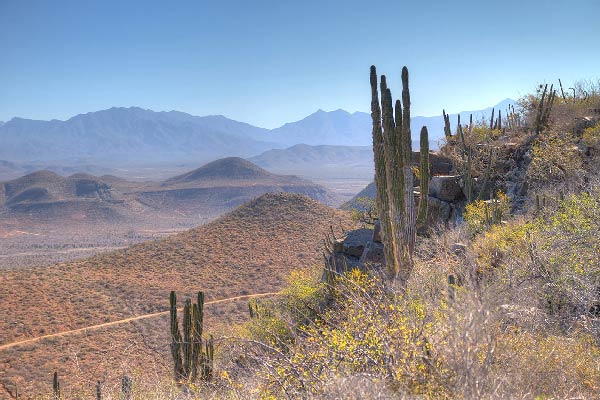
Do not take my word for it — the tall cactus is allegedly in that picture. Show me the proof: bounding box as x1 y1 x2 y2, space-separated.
170 291 183 380
52 371 60 400
370 65 428 286
121 376 132 400
417 127 430 224
370 67 396 274
534 83 556 135
443 109 451 138
169 291 213 382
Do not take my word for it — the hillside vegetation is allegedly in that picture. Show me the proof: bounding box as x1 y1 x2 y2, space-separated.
164 74 600 399
0 193 353 397
4 75 600 400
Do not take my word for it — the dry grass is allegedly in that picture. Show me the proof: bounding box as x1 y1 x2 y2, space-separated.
0 193 353 398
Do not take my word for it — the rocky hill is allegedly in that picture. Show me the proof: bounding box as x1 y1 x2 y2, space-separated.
0 158 332 223
138 157 332 215
0 170 126 221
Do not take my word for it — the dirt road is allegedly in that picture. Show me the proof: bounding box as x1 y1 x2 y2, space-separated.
0 292 278 351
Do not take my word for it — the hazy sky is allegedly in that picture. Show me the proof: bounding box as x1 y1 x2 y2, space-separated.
1 0 598 128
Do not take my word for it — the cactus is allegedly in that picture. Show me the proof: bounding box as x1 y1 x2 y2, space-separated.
465 147 474 203
121 375 132 400
443 109 452 138
534 83 556 135
169 291 213 382
202 335 215 380
497 110 502 131
417 126 430 224
559 78 567 102
448 274 456 302
370 65 427 286
370 66 396 276
170 291 183 380
52 371 60 400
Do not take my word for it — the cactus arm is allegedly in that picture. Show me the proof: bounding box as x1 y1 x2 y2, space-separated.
417 126 430 224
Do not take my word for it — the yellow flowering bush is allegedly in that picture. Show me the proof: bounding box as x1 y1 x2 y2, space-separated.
464 191 511 235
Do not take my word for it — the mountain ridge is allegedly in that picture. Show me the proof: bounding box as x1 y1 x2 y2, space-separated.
0 100 516 169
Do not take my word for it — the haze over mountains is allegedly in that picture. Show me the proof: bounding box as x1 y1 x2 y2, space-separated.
0 157 330 225
0 99 515 180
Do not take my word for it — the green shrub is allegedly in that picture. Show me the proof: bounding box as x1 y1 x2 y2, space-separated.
527 131 585 187
583 121 600 149
464 191 511 235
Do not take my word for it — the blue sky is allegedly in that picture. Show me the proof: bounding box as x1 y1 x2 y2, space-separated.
1 0 598 128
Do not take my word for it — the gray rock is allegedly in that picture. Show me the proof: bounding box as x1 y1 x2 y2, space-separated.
326 252 360 274
342 228 373 257
429 175 463 202
575 117 599 136
333 239 344 253
360 241 385 264
427 196 452 222
372 219 382 243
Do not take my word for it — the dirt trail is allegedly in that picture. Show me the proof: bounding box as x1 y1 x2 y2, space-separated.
0 292 278 352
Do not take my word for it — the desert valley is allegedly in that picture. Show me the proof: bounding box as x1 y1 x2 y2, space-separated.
2 1 600 399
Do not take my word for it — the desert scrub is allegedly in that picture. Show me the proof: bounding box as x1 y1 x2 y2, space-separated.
350 196 378 227
242 268 325 351
472 219 534 272
582 121 600 149
527 130 585 189
473 192 600 328
464 191 511 235
493 329 600 398
279 268 326 327
533 192 600 320
256 270 450 398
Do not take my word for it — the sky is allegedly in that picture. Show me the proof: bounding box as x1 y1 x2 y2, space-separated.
0 0 599 128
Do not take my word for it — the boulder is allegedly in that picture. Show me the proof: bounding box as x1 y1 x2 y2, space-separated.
575 117 599 136
372 220 382 243
342 228 373 257
333 239 344 253
360 241 385 264
427 196 452 222
326 252 360 274
411 151 453 176
429 175 463 202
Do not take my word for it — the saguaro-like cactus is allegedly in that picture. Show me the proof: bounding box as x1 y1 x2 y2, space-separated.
169 291 213 382
534 83 556 135
417 126 430 224
443 110 452 138
170 291 183 380
52 372 60 400
370 65 429 286
121 376 132 400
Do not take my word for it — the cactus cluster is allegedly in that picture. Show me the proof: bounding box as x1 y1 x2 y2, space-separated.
370 65 429 285
506 103 521 129
170 291 214 383
534 83 556 135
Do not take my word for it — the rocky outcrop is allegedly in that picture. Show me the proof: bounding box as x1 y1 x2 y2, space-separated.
429 175 463 202
327 226 385 274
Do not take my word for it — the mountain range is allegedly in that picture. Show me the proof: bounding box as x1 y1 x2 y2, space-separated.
0 99 516 177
